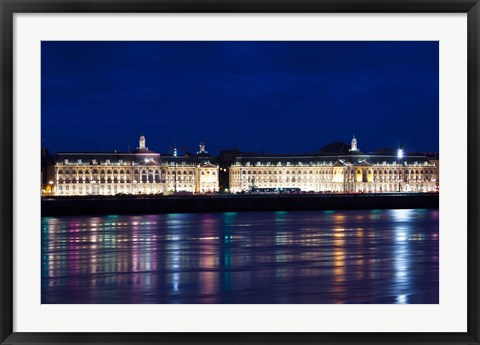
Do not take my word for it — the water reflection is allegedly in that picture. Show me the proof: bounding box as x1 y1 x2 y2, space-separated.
41 209 439 304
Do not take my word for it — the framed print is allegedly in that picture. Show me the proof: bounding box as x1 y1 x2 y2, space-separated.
1 1 479 344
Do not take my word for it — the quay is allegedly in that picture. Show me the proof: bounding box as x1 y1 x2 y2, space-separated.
41 193 439 217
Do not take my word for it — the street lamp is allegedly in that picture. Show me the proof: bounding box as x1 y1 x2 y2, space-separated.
48 180 54 195
397 149 404 192
397 148 404 160
173 147 177 194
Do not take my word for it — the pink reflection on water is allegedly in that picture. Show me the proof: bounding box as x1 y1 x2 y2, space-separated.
42 210 439 304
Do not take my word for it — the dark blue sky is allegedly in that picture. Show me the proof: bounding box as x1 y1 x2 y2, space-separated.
41 41 438 155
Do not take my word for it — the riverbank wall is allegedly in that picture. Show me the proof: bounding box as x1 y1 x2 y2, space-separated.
41 193 439 217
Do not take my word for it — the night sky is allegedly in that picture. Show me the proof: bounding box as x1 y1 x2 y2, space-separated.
41 41 439 155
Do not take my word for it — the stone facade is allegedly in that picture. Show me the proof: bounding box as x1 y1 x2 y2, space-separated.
229 137 438 194
52 136 219 196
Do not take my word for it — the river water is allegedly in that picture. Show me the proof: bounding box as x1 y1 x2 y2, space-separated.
41 209 438 304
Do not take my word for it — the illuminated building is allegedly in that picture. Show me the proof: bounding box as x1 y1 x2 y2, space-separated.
229 136 439 194
52 136 219 196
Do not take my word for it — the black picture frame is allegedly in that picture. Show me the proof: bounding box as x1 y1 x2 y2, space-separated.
1 1 479 344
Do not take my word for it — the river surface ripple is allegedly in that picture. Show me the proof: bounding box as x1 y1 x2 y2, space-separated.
41 209 439 304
